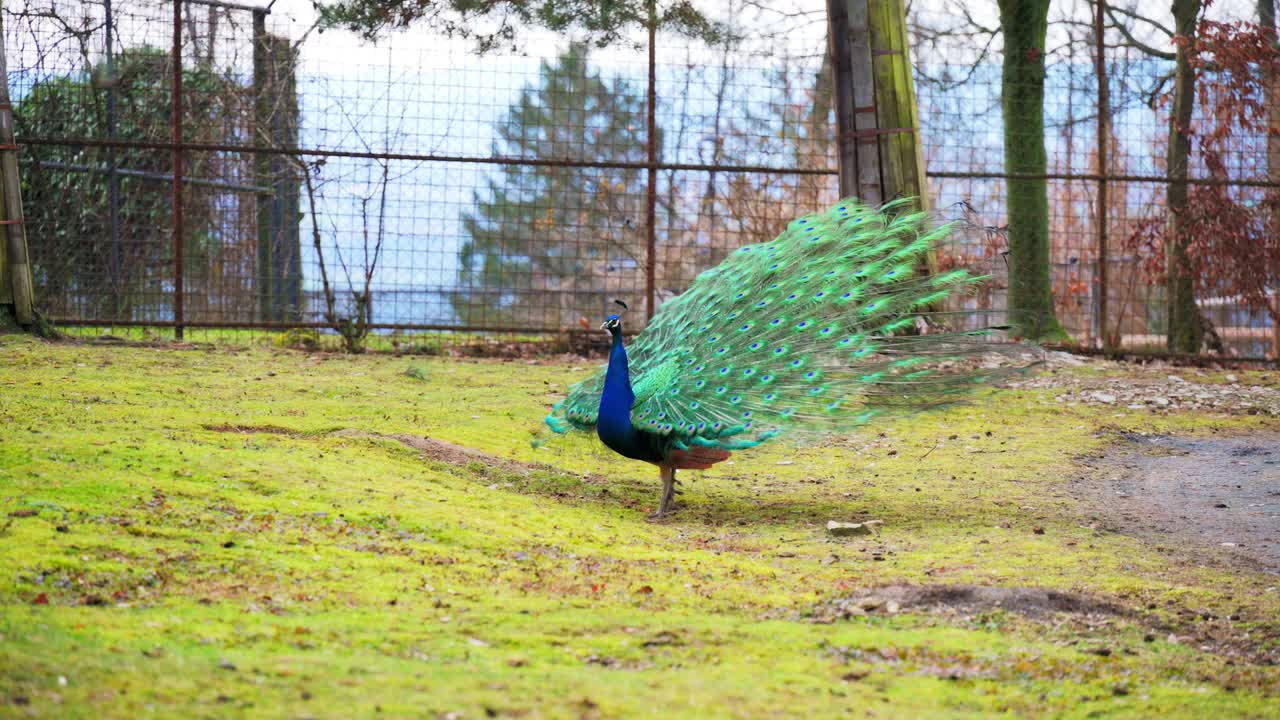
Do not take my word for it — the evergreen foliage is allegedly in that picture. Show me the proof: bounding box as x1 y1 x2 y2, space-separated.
15 47 226 319
452 44 654 328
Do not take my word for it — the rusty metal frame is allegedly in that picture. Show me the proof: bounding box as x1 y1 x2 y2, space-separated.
926 169 1280 189
644 0 658 321
171 0 184 339
50 317 600 334
20 137 1280 188
18 137 838 175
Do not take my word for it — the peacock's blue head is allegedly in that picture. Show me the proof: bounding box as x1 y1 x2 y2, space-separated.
601 299 628 334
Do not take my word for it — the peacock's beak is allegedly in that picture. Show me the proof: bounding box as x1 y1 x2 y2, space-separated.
600 321 610 332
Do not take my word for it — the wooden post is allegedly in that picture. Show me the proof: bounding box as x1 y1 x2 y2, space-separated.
827 0 882 203
254 10 301 322
829 0 928 207
0 9 34 326
865 0 937 289
868 0 928 209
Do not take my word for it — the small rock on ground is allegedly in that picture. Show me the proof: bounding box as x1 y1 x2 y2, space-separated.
827 520 882 537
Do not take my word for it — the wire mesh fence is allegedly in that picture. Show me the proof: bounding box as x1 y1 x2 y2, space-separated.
3 0 1277 357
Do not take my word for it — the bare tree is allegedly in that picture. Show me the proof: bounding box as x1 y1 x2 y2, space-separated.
286 46 419 352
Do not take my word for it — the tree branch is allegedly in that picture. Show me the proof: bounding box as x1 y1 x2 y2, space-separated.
1106 4 1175 38
1105 6 1175 60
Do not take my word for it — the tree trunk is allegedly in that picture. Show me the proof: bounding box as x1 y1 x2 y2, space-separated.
1165 0 1202 352
1261 0 1280 361
997 0 1067 340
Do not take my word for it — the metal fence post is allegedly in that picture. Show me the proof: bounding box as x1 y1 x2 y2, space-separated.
644 0 658 321
171 0 185 339
105 0 122 317
1094 0 1111 350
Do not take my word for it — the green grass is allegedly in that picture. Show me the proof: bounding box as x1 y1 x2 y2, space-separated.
1 334 1277 718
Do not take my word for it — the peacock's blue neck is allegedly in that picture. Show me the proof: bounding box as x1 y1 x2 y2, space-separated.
597 328 653 461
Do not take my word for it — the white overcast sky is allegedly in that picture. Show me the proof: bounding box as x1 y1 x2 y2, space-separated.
250 0 1260 76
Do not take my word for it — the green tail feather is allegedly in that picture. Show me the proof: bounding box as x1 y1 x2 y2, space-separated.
544 198 1038 450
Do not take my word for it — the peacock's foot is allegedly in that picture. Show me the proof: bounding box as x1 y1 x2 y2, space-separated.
646 489 677 521
648 466 678 520
646 507 673 521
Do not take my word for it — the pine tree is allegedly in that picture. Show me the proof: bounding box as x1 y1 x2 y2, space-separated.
452 44 654 328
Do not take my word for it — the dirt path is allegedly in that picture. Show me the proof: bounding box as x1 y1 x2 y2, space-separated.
1080 432 1280 575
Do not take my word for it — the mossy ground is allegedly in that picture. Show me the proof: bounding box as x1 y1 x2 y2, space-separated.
1 335 1277 718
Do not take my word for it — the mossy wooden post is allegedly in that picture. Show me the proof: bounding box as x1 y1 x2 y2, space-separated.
996 0 1067 341
0 9 33 327
254 9 302 322
830 0 938 301
868 0 927 211
827 0 882 204
829 0 929 207
866 0 940 294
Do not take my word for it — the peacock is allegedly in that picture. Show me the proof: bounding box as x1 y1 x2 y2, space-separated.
543 198 1034 518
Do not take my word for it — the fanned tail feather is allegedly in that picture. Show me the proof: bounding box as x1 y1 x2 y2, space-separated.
543 198 1039 451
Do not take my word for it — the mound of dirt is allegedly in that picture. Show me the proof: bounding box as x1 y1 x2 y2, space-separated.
340 430 603 483
203 423 300 436
386 433 539 476
811 583 1126 622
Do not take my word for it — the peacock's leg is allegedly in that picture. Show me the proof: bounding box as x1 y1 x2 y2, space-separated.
650 466 677 520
